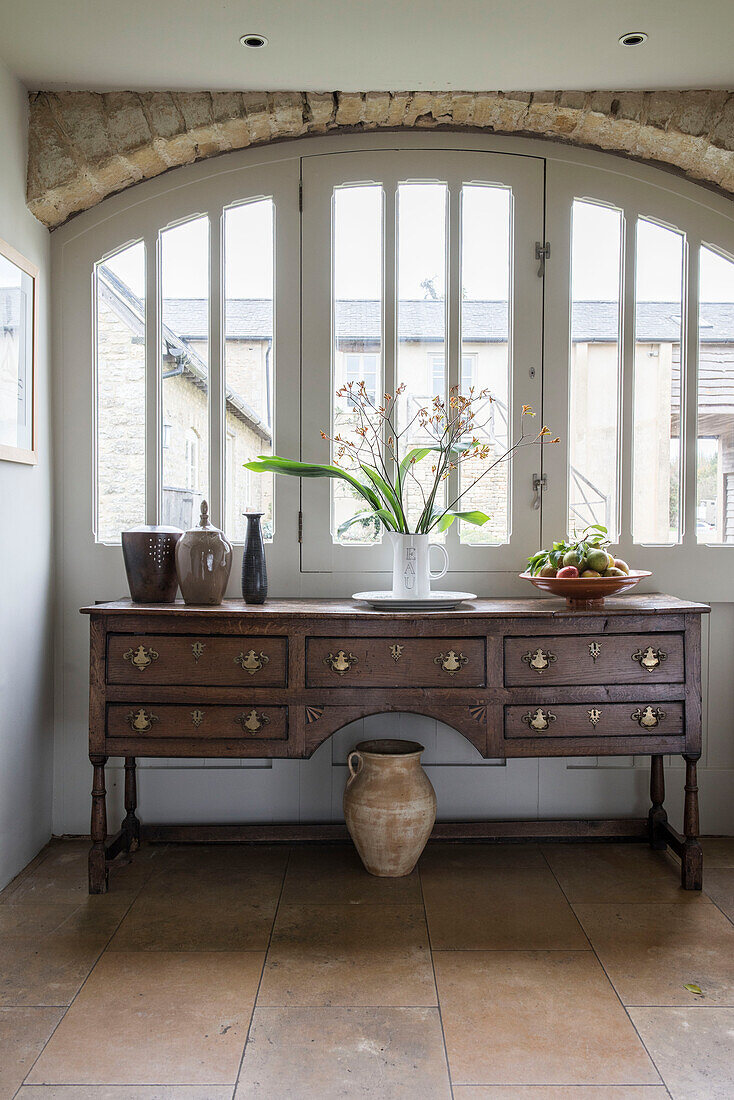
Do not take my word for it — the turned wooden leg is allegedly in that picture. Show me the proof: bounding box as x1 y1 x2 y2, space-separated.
122 757 141 853
682 754 703 891
648 754 668 850
89 754 108 894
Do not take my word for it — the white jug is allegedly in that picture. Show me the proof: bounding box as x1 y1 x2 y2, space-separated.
387 532 449 599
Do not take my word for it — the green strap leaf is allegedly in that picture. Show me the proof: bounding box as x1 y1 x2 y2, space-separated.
359 464 405 530
431 509 491 533
337 508 396 537
244 455 382 512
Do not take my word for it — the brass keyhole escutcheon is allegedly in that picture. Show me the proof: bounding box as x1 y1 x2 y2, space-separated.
238 709 270 733
123 645 159 671
126 708 158 733
191 709 204 728
390 644 404 662
632 705 666 729
434 650 468 675
522 648 556 674
234 649 270 674
191 642 205 662
324 651 358 675
588 708 602 727
522 708 556 732
632 646 667 673
588 641 602 663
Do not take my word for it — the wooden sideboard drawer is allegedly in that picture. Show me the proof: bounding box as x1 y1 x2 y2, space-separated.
504 701 684 739
504 633 684 686
106 704 288 739
306 636 486 687
106 634 287 686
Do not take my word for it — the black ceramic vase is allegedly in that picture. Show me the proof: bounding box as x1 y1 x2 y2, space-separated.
241 512 268 604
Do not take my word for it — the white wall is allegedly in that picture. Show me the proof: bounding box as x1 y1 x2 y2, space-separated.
0 61 53 890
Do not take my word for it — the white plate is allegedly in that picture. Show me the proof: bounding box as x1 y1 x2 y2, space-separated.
352 590 477 611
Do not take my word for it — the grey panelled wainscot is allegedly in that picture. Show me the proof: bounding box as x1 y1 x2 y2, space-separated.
81 595 709 893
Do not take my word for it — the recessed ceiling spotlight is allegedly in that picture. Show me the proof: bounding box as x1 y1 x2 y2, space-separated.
619 31 648 47
240 33 268 48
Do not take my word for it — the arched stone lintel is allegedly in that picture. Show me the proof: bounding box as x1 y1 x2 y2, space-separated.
303 703 488 759
27 89 734 229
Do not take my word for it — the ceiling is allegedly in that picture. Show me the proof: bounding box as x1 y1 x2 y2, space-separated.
1 0 732 92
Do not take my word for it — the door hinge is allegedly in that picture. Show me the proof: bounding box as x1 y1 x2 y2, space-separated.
298 510 303 542
532 472 547 510
535 241 550 277
298 180 303 212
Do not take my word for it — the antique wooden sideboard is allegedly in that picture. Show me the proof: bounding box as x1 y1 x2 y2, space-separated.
81 594 709 893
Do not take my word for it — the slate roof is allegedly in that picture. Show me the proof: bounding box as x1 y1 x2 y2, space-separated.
160 297 734 344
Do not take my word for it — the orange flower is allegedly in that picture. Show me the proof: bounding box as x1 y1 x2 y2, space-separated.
522 404 534 415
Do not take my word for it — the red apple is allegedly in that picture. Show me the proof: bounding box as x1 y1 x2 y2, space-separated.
556 565 579 579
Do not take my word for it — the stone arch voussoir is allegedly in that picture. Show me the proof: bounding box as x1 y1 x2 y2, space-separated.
27 89 734 229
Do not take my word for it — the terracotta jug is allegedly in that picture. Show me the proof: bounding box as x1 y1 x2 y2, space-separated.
343 739 437 877
175 500 232 606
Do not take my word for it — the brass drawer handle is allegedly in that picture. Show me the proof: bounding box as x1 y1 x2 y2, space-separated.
632 646 667 672
435 650 468 675
522 647 556 674
126 708 158 733
237 709 270 733
123 644 159 671
632 705 666 729
324 650 358 675
234 649 270 674
522 708 556 732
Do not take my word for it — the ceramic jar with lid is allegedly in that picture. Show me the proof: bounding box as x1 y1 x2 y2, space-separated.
175 500 232 605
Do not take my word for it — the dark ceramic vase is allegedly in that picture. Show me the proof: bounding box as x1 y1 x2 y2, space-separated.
121 525 182 603
242 512 268 604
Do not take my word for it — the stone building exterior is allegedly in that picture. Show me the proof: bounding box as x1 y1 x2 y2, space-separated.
95 269 734 545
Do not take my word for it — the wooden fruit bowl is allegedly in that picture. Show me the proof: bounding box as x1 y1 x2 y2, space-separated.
519 570 652 610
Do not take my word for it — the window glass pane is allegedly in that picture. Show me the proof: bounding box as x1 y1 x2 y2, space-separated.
159 216 209 530
332 184 384 543
223 199 274 542
633 218 685 544
396 181 447 533
459 183 511 544
95 240 146 542
698 245 734 543
568 200 622 539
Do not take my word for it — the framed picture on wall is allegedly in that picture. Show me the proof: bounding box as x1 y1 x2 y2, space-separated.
0 236 38 465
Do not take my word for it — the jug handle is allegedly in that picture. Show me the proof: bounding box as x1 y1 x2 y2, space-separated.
347 750 364 785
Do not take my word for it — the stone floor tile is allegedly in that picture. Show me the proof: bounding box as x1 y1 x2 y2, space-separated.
574 901 734 1005
28 951 263 1085
17 1088 232 1099
542 842 697 903
0 931 109 1007
419 842 548 878
422 865 588 950
433 950 660 1086
701 838 734 868
0 1007 64 1099
259 903 435 1007
629 1006 734 1099
280 844 421 905
453 1089 668 1098
704 868 734 922
141 844 287 902
109 892 277 951
234 1006 451 1098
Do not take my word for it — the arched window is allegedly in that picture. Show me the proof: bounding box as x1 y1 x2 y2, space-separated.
70 133 734 599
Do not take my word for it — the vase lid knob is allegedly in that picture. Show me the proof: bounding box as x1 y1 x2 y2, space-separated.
198 500 210 527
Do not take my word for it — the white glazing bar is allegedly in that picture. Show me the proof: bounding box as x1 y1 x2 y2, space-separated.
145 233 160 524
209 209 224 527
383 181 396 424
447 179 461 537
619 213 636 541
682 239 699 548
